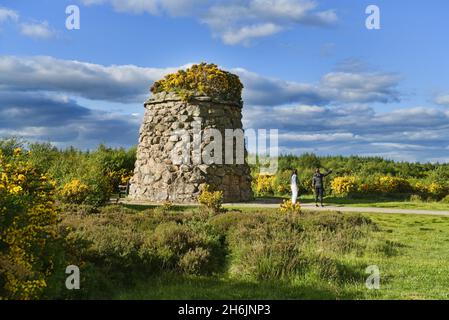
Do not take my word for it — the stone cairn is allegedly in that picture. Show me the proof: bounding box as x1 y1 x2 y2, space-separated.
128 91 254 203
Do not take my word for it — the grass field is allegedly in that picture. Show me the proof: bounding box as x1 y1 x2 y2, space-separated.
104 207 449 300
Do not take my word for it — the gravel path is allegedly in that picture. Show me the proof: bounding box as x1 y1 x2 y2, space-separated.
224 202 449 216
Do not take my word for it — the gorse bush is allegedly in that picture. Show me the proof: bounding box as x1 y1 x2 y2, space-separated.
106 169 133 188
327 174 448 199
331 176 359 197
0 149 62 299
426 183 448 200
376 176 412 193
151 63 243 102
58 179 90 204
279 199 301 214
253 174 276 196
198 185 223 214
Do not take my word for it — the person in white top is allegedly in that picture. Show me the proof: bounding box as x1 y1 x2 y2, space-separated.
291 169 299 205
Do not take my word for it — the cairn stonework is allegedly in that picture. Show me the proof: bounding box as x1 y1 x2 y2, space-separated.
128 92 253 203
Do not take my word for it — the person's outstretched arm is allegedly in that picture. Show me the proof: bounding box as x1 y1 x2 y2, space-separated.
323 169 333 177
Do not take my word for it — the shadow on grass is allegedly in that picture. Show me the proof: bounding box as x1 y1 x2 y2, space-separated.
122 204 194 212
255 195 411 206
300 195 411 205
111 274 359 300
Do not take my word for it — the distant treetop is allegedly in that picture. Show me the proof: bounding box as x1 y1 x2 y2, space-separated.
150 63 243 103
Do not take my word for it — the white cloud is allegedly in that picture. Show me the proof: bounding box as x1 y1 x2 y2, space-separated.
0 56 190 102
81 0 206 15
20 21 56 39
242 101 449 162
234 67 400 106
222 23 282 46
0 56 399 106
0 7 19 23
203 0 337 45
320 72 400 103
244 104 449 135
82 0 159 14
435 94 449 106
279 132 356 142
0 6 58 40
0 91 140 149
80 0 337 45
370 142 437 151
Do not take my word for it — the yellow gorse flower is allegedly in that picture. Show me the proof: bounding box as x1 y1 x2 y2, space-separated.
279 199 301 214
0 149 59 299
151 63 243 103
10 186 23 194
198 184 223 213
331 176 358 196
253 174 276 196
13 147 22 156
58 179 89 204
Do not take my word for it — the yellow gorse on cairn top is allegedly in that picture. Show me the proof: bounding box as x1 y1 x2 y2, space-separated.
150 62 244 103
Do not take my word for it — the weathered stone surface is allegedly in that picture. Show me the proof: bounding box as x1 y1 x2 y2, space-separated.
128 93 253 203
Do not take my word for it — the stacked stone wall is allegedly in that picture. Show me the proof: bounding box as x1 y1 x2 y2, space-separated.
129 92 253 203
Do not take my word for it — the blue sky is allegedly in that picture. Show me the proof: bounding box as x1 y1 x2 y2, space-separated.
1 0 449 162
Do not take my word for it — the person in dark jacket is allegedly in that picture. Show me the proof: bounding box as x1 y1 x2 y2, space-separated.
312 168 333 207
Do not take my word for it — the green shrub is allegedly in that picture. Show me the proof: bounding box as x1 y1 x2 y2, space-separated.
228 223 305 280
209 211 269 234
56 203 386 297
61 213 147 292
223 211 376 281
98 204 137 215
441 195 449 204
178 248 211 275
141 221 223 275
153 201 175 215
82 171 112 206
58 203 99 215
61 207 225 280
410 194 423 202
92 144 136 193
